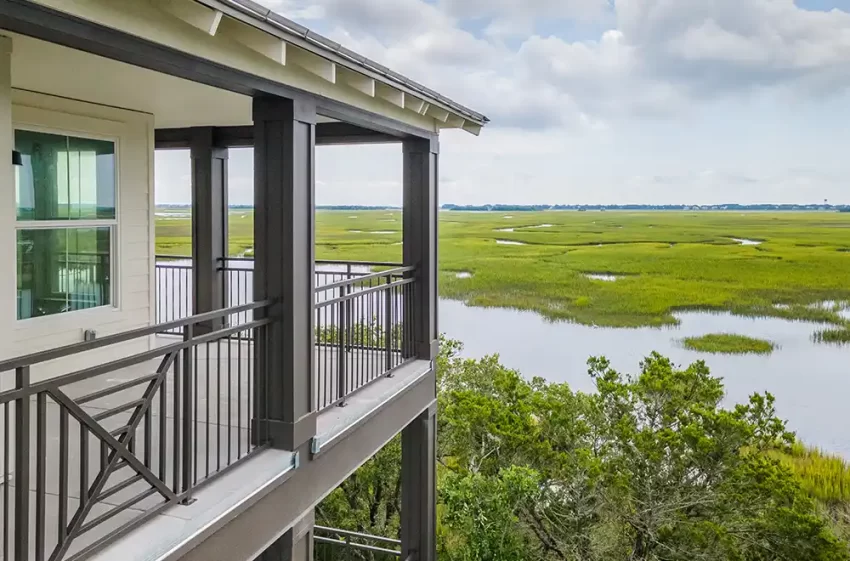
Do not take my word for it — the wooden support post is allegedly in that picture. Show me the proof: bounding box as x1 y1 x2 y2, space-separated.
253 96 317 451
402 137 439 360
190 127 228 330
401 404 437 561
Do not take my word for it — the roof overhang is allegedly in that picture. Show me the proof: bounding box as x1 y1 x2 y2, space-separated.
196 0 489 135
15 0 488 136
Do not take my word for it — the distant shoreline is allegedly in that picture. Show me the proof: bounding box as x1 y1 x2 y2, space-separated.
155 204 850 212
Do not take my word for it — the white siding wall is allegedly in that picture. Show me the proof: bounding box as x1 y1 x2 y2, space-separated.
2 89 155 381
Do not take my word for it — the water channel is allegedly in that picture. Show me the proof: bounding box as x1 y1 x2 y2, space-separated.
440 299 850 456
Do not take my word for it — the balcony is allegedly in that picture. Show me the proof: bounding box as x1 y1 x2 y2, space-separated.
0 260 426 561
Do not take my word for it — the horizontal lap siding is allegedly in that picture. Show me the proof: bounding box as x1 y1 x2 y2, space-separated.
6 90 154 381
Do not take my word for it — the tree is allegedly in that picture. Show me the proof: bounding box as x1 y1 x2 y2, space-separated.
317 339 850 561
587 352 846 560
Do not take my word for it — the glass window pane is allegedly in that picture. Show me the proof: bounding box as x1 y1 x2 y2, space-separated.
15 130 69 220
68 135 116 219
14 130 116 221
17 227 111 320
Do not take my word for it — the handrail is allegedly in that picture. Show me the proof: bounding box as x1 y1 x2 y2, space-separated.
314 526 402 545
318 259 402 268
313 536 401 556
0 317 272 404
0 300 271 372
315 277 414 309
315 266 413 294
156 254 403 268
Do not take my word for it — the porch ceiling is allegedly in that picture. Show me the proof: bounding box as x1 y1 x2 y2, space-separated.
10 32 340 128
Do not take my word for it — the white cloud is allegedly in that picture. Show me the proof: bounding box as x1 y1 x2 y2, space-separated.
440 0 612 39
154 0 850 206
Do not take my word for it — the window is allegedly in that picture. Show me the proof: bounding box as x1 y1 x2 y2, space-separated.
14 129 116 320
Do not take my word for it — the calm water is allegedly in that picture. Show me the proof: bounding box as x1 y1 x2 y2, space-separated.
440 299 850 457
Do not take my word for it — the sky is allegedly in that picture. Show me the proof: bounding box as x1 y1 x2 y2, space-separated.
154 0 850 206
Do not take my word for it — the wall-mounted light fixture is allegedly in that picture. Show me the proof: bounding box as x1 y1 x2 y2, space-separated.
12 150 21 166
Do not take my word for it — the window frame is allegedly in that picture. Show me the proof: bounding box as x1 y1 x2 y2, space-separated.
13 123 120 322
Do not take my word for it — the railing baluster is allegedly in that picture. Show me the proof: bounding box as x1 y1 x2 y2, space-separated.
385 274 393 374
58 407 69 546
181 325 193 498
206 341 211 478
227 331 232 466
247 328 253 448
173 347 182 495
193 343 198 485
3 401 9 561
337 284 347 407
80 424 89 505
35 393 46 561
144 406 152 469
15 366 30 561
216 338 221 472
237 329 242 459
159 361 168 484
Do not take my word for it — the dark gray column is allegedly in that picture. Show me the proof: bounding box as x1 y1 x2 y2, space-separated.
402 137 439 360
258 510 314 561
257 510 316 561
190 127 228 327
253 96 317 451
401 404 437 561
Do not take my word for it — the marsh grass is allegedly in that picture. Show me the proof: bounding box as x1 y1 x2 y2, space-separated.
680 333 776 354
156 209 850 332
769 442 850 504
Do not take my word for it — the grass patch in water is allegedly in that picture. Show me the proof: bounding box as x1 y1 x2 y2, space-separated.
681 333 776 355
813 328 850 345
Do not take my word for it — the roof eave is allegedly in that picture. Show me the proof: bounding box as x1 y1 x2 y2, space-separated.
193 0 489 128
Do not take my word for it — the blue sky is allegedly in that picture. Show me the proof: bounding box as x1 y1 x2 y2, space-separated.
155 0 850 206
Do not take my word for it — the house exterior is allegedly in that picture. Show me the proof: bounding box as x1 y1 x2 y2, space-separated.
0 1 488 560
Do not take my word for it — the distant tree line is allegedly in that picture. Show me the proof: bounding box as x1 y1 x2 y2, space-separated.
157 203 850 212
441 203 850 212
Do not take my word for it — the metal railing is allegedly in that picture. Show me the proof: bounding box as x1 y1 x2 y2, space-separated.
223 257 253 329
154 257 417 411
154 257 401 327
0 301 271 561
314 266 415 410
155 256 192 332
314 526 402 561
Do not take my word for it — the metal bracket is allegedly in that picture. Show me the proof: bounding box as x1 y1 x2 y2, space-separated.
292 451 301 470
311 437 321 455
